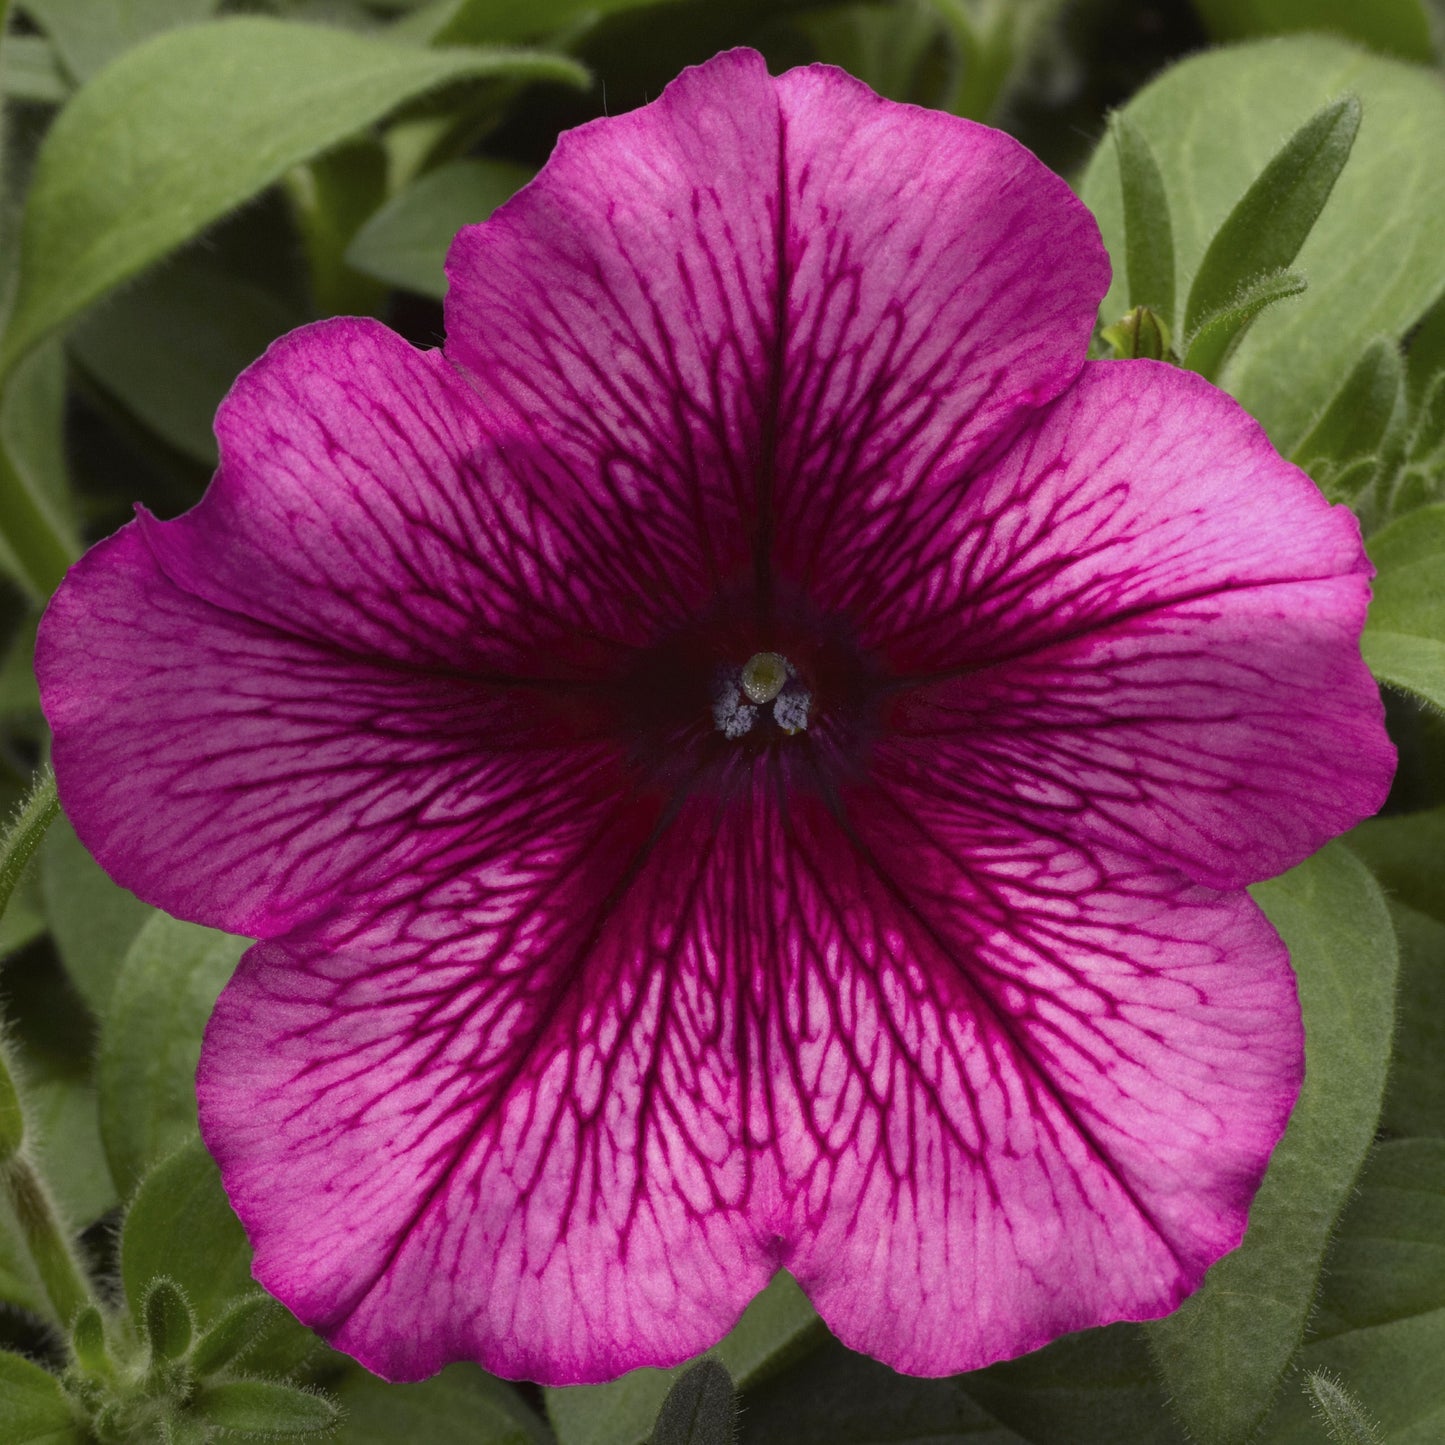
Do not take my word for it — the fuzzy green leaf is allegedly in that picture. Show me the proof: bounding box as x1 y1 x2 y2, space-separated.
0 17 587 375
144 1277 195 1362
961 1324 1178 1444
1144 844 1398 1445
333 1362 548 1444
1111 112 1175 322
652 1360 734 1445
122 1137 260 1330
190 1378 340 1436
743 1338 1024 1444
345 156 533 298
1181 266 1306 379
1258 1140 1445 1442
39 816 153 1016
0 1349 87 1443
1292 337 1404 479
1360 502 1445 709
18 0 220 81
98 912 247 1195
1081 38 1445 452
1183 93 1358 342
546 1272 819 1445
69 252 302 467
1189 0 1435 64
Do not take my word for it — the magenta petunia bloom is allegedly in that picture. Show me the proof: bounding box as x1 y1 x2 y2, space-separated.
39 50 1392 1385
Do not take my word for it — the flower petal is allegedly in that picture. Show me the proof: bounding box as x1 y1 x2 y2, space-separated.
198 762 793 1384
37 317 663 934
868 362 1393 888
774 777 1301 1375
200 745 1299 1381
444 50 1107 613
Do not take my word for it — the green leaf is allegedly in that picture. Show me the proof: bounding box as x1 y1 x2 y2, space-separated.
144 1277 196 1362
333 1362 548 1444
961 1324 1180 1445
191 1294 290 1378
401 0 683 46
190 1378 340 1436
25 1074 118 1225
122 1137 258 1329
1144 844 1398 1445
18 0 220 82
1189 0 1435 64
286 138 388 317
652 1359 734 1445
39 815 153 1016
1406 290 1445 401
0 770 58 928
1360 502 1445 709
0 1191 48 1317
1080 37 1445 452
1374 904 1445 1139
0 35 70 103
0 17 588 376
742 1337 1024 1444
97 912 248 1196
547 1272 820 1445
1347 806 1445 922
345 156 533 298
0 1349 87 1443
1111 112 1175 322
1184 95 1359 340
1258 1140 1445 1442
1302 1371 1384 1445
1181 266 1307 379
69 252 302 467
1292 336 1404 480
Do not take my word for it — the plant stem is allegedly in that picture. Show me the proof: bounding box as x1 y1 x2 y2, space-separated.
0 767 59 919
1 1136 98 1331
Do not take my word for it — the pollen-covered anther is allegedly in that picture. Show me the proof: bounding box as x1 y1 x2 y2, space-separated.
714 653 812 738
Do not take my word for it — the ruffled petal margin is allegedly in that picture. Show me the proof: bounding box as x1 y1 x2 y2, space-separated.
199 758 1300 1382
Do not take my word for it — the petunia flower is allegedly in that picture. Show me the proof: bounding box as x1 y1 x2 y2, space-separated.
38 49 1393 1385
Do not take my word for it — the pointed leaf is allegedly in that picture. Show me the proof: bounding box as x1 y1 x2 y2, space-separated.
743 1338 1024 1445
333 1362 547 1444
1293 337 1404 477
1360 502 1445 709
1081 39 1445 450
345 157 534 299
1111 112 1174 322
0 1350 87 1443
1189 0 1435 64
960 1324 1179 1445
546 1273 819 1445
0 17 587 375
1181 266 1305 378
70 252 303 467
98 912 247 1195
1303 1372 1384 1445
40 816 153 1016
190 1379 340 1436
122 1137 258 1329
145 1278 196 1362
1184 95 1359 340
1258 1140 1445 1442
652 1360 734 1445
1144 844 1398 1445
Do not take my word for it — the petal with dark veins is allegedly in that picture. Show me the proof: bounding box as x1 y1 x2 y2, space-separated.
865 363 1393 889
445 51 1107 614
199 751 1300 1382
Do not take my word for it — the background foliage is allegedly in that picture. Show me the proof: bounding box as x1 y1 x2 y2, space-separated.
0 1 1442 1441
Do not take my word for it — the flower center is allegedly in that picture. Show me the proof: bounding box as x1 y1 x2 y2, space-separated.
713 652 812 739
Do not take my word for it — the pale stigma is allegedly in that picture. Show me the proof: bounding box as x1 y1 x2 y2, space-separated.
713 653 811 737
